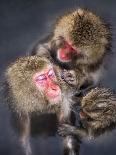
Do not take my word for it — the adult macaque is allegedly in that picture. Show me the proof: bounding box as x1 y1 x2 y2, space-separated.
4 55 76 155
59 88 116 139
31 8 111 90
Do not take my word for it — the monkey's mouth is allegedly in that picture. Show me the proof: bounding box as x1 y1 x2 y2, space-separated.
58 49 72 62
57 41 78 62
58 48 81 62
48 93 60 98
47 89 61 99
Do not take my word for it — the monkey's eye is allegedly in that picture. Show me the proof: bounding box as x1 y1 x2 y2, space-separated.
48 69 56 79
36 74 47 83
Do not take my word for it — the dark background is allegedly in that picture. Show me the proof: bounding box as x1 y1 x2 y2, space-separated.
0 0 116 155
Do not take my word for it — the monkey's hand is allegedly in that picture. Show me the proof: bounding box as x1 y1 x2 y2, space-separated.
58 124 77 137
61 70 77 86
58 124 87 139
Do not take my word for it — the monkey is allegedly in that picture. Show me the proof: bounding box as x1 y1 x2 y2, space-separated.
25 8 111 154
51 8 111 87
31 8 111 92
58 87 116 140
4 55 78 155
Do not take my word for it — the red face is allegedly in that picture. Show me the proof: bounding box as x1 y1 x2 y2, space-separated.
57 41 79 62
33 65 61 103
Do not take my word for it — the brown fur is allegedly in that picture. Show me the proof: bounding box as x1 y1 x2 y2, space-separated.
59 88 116 139
5 56 77 118
5 55 78 122
81 88 116 130
31 8 112 89
4 55 78 155
5 56 58 114
53 8 111 66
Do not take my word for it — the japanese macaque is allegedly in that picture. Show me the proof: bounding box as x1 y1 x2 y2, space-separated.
59 87 116 139
51 8 111 86
4 55 76 155
31 8 111 90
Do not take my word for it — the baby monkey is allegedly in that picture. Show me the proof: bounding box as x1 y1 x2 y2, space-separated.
59 88 116 139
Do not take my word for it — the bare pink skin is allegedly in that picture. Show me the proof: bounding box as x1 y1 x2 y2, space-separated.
33 66 61 103
58 41 80 62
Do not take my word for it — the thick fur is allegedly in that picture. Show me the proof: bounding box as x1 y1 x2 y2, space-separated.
4 55 77 120
53 8 111 66
5 56 55 114
3 55 78 155
31 8 112 89
81 88 116 130
49 8 111 89
59 88 116 139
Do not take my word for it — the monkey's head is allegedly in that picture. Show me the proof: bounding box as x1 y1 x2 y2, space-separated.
80 88 116 130
6 56 62 113
51 8 111 67
59 68 88 90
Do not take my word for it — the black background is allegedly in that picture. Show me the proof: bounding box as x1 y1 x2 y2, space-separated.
0 0 116 155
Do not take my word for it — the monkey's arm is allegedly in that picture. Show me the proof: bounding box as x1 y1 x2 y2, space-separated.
74 79 98 98
58 124 87 139
30 34 53 56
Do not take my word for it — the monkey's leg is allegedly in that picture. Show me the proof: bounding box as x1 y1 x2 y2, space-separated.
58 112 80 155
60 116 81 154
58 124 87 139
63 135 80 155
19 114 32 155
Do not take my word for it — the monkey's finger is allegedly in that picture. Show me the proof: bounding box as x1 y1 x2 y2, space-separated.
58 124 76 137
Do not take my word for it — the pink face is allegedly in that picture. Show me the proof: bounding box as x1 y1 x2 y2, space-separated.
33 66 61 103
57 41 79 62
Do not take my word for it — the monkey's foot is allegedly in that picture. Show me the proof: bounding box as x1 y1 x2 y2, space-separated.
58 124 77 137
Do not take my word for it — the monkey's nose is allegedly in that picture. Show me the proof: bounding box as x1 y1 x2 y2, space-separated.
50 82 60 91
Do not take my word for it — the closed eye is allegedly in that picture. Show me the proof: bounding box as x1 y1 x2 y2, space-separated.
36 74 47 82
